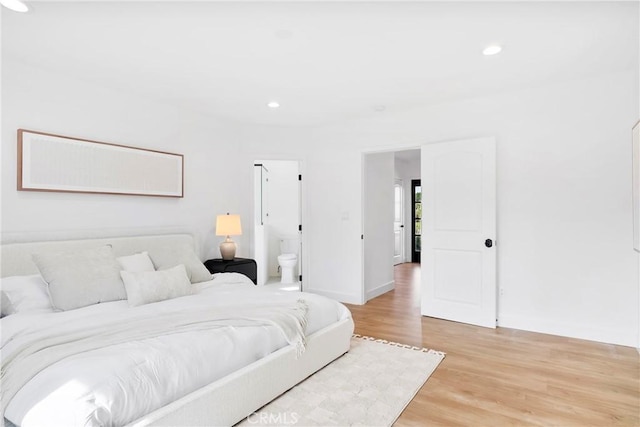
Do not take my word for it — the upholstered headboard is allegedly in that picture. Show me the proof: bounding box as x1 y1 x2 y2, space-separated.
1 234 196 278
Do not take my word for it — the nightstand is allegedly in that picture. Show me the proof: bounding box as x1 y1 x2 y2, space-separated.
204 258 257 285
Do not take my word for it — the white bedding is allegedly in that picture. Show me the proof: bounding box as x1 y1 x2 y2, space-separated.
1 275 351 427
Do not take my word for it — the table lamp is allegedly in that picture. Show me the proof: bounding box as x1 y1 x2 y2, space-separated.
216 213 242 260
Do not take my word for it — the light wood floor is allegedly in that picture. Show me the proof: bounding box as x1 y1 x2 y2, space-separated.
345 263 639 426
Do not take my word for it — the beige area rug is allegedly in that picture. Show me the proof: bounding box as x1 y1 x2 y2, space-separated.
237 335 445 427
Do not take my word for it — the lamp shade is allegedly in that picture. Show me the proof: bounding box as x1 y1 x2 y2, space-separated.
216 214 242 236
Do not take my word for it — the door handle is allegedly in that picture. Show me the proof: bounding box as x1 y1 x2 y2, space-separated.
400 225 404 228
485 239 493 248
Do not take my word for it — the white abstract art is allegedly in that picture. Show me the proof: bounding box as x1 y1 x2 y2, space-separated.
18 130 183 198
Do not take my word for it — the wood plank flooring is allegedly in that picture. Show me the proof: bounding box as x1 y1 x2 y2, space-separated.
344 263 639 426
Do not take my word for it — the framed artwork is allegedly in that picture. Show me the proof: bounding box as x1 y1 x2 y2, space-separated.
633 120 640 251
18 129 184 198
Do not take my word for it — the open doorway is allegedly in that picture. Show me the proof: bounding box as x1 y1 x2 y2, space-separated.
362 149 421 303
253 160 302 291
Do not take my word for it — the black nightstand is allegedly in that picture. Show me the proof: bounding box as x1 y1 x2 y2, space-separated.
204 258 257 285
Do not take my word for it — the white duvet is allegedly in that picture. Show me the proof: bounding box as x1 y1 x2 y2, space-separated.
1 275 351 427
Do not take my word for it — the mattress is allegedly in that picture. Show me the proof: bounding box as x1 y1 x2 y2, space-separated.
1 274 351 427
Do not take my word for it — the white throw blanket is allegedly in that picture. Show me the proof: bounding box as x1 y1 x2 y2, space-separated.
1 298 309 417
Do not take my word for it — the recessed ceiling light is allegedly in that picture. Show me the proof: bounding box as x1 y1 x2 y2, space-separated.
0 0 29 13
483 45 502 56
267 101 280 109
373 105 386 112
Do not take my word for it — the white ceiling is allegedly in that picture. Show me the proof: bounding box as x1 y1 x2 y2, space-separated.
394 149 421 163
2 1 638 126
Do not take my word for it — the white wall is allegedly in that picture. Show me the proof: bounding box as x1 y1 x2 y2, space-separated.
1 58 252 260
2 40 638 347
238 127 362 303
363 152 395 300
259 160 300 277
240 69 639 346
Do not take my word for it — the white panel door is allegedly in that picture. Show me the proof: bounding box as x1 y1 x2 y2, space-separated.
421 137 496 328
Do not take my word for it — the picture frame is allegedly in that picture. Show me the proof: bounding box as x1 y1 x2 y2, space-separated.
633 120 640 251
18 129 184 198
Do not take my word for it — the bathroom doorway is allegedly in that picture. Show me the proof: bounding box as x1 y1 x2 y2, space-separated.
253 160 302 291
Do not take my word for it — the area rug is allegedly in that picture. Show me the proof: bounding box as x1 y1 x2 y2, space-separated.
237 335 445 426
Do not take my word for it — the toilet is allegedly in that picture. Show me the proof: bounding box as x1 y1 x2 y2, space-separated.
277 236 299 284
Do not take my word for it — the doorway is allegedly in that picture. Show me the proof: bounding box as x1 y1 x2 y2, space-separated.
361 149 421 303
361 139 497 329
253 160 302 291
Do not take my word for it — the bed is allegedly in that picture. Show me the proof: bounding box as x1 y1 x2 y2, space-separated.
0 233 354 427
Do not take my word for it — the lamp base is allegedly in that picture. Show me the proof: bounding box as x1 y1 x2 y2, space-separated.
220 237 236 260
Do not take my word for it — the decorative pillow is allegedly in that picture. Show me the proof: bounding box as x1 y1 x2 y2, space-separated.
149 244 212 283
212 272 254 285
120 264 192 307
32 245 126 311
117 252 155 273
1 275 53 315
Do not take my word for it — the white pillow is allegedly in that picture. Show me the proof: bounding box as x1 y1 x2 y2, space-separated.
117 252 155 273
149 244 212 284
33 245 126 311
212 272 254 285
1 275 53 315
120 264 192 307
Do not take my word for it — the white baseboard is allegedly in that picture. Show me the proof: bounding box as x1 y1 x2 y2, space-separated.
366 280 395 301
305 288 363 305
498 314 637 348
306 281 395 305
